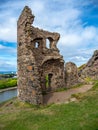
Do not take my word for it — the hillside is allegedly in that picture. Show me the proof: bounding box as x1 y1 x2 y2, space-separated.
0 81 98 130
79 50 98 80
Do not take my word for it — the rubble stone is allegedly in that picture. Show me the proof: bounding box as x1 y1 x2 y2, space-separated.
79 50 98 80
17 6 65 105
65 62 79 88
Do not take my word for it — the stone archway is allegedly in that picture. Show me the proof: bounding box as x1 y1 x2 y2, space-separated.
41 58 64 93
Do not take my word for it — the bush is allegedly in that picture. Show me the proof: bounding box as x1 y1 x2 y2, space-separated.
0 78 17 89
45 75 49 88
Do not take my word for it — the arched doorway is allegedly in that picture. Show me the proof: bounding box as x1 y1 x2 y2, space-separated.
41 58 64 93
45 73 53 92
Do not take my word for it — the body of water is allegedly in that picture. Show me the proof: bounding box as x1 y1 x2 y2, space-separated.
0 71 17 74
0 89 17 103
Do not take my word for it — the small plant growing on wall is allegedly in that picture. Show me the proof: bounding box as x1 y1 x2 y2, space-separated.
45 74 49 88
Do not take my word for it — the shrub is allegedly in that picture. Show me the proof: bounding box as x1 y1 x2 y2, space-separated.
84 77 93 84
0 78 17 89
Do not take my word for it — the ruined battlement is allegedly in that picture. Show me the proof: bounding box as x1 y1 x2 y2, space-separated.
18 6 60 52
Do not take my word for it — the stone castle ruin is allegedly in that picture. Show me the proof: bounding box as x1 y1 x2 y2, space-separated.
18 6 95 105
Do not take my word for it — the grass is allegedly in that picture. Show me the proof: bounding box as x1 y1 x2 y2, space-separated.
0 82 98 130
84 77 93 84
72 83 83 88
55 83 84 92
78 63 86 71
43 83 83 94
0 78 17 89
55 87 67 92
91 80 98 90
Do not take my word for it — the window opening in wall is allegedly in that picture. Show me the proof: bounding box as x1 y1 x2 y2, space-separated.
46 39 50 49
35 42 39 48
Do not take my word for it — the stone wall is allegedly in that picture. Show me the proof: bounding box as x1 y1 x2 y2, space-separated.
17 6 98 105
65 62 79 88
17 6 65 105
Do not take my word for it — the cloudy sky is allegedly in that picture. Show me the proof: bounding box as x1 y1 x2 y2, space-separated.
0 0 98 71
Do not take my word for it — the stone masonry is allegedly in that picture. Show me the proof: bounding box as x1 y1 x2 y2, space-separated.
17 6 65 105
79 50 98 80
18 6 97 105
65 62 79 88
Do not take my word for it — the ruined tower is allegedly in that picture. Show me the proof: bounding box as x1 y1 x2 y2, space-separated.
17 6 65 105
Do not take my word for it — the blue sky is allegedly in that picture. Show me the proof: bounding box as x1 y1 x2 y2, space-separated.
0 0 98 71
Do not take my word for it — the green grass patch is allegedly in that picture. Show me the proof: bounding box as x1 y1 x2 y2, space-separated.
84 77 93 84
54 84 83 93
78 63 86 70
0 83 98 130
72 83 83 88
71 93 83 100
0 78 17 89
91 80 98 90
55 87 67 92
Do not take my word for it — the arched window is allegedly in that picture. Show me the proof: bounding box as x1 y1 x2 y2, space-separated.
35 42 39 48
46 39 50 49
32 38 43 49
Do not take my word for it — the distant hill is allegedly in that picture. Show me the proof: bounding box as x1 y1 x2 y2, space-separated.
0 71 16 74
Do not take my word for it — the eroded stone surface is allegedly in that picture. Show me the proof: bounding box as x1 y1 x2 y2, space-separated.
17 6 65 105
79 50 98 80
65 62 79 88
17 6 96 105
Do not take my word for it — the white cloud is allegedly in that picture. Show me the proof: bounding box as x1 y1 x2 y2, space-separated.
0 17 17 42
0 44 16 54
0 56 17 71
82 26 97 40
0 44 5 49
0 0 98 69
0 44 17 71
60 26 98 48
0 62 16 71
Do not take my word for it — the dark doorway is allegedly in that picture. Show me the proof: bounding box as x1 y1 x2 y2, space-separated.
45 73 53 92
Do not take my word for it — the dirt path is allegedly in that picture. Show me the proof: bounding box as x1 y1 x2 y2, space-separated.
43 85 93 104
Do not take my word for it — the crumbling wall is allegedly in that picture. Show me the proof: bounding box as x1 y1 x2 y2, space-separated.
65 62 79 88
17 6 65 105
17 6 43 104
41 59 64 91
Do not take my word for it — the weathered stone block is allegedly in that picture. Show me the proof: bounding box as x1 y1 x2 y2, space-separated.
27 66 33 71
65 62 79 88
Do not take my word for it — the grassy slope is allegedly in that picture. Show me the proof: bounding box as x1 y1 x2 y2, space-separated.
0 82 98 130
